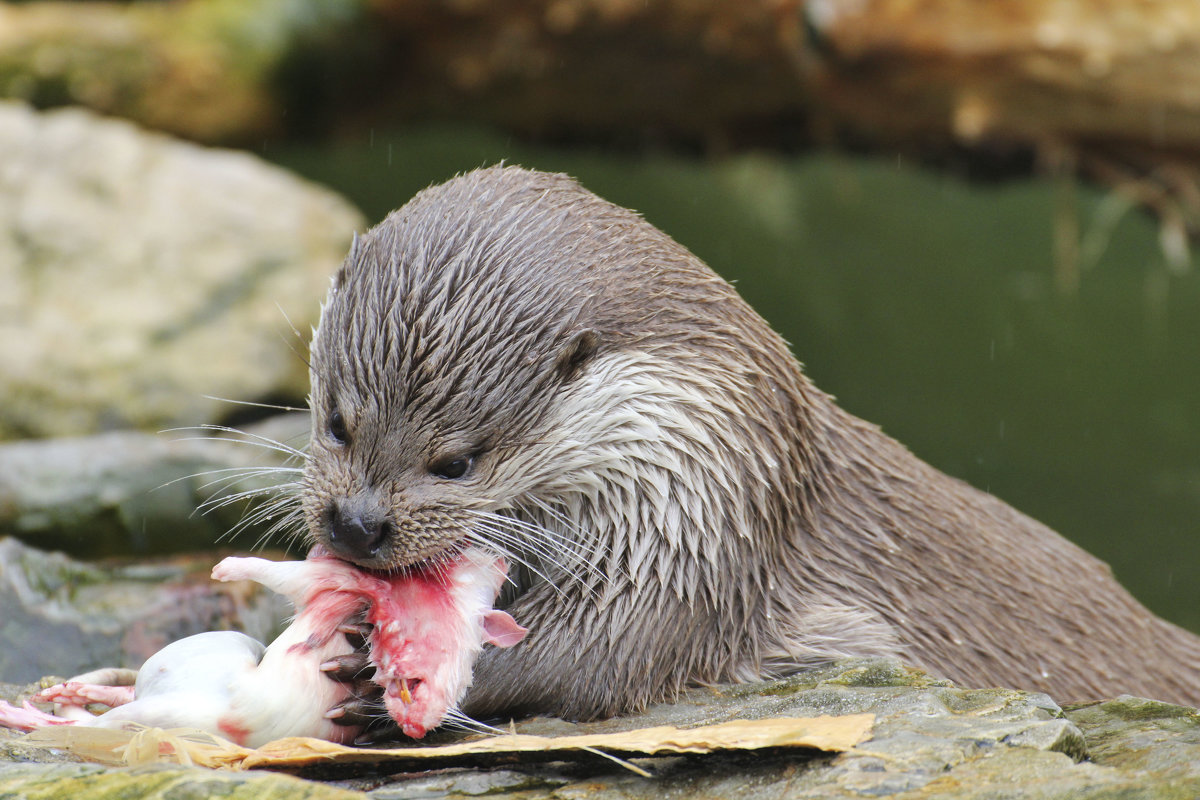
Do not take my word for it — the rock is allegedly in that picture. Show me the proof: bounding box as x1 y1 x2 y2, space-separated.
0 101 363 441
0 536 290 684
0 412 310 557
356 660 1197 799
1066 696 1200 779
0 762 366 799
3 657 1200 797
485 659 1094 798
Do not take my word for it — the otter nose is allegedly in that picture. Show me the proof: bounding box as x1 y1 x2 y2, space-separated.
328 500 391 561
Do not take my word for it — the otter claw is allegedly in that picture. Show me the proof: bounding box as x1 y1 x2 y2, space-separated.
354 719 401 746
320 652 372 682
336 621 373 649
327 696 384 727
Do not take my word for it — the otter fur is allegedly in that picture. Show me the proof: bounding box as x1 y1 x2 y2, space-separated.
303 165 1200 720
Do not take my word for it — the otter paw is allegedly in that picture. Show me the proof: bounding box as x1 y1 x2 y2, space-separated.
320 652 373 683
325 693 386 729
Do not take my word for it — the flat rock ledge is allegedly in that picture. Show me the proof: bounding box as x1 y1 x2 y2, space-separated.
3 659 1199 798
0 412 311 561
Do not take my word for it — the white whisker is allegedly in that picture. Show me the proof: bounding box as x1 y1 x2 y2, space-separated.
440 708 505 736
439 708 652 777
159 464 303 490
188 467 303 497
464 530 565 592
162 424 308 461
466 508 607 584
199 394 307 414
156 423 312 550
462 514 605 601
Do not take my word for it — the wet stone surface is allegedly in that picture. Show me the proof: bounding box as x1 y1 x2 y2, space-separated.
0 535 291 684
6 658 1199 798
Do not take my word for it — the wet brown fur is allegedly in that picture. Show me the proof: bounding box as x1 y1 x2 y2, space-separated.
304 165 1200 720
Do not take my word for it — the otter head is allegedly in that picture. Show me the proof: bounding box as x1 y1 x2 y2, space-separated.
303 165 809 584
303 167 610 570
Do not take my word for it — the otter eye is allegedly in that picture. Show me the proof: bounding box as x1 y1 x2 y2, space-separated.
430 455 472 480
328 410 349 445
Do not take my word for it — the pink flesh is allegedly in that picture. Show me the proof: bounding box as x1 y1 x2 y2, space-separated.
218 549 526 737
297 549 528 738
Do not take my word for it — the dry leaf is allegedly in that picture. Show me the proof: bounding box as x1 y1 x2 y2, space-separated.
21 714 874 772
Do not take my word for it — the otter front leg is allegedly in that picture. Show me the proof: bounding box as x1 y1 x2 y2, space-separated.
462 579 705 721
322 616 397 740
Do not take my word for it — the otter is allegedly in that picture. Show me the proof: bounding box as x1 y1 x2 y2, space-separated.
304 165 1200 722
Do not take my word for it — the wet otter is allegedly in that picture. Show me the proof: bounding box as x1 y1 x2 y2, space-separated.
305 165 1200 721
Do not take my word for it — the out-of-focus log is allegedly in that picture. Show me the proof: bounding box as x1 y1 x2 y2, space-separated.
804 0 1200 151
801 0 1200 242
355 0 805 144
5 0 1200 202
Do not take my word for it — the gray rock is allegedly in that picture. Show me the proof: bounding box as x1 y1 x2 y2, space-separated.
1066 696 1200 779
0 412 310 557
0 101 363 440
0 536 290 684
4 658 1200 798
0 761 367 799
364 769 569 799
309 661 1199 798
362 661 1197 799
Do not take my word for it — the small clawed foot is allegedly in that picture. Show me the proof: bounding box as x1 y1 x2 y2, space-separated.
325 695 384 728
320 653 373 682
336 621 373 650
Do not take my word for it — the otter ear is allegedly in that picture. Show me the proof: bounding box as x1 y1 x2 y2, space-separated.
553 328 600 382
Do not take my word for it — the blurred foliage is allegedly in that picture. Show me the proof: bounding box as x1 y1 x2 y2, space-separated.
0 0 370 142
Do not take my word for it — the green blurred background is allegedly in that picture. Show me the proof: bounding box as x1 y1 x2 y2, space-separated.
271 127 1200 632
